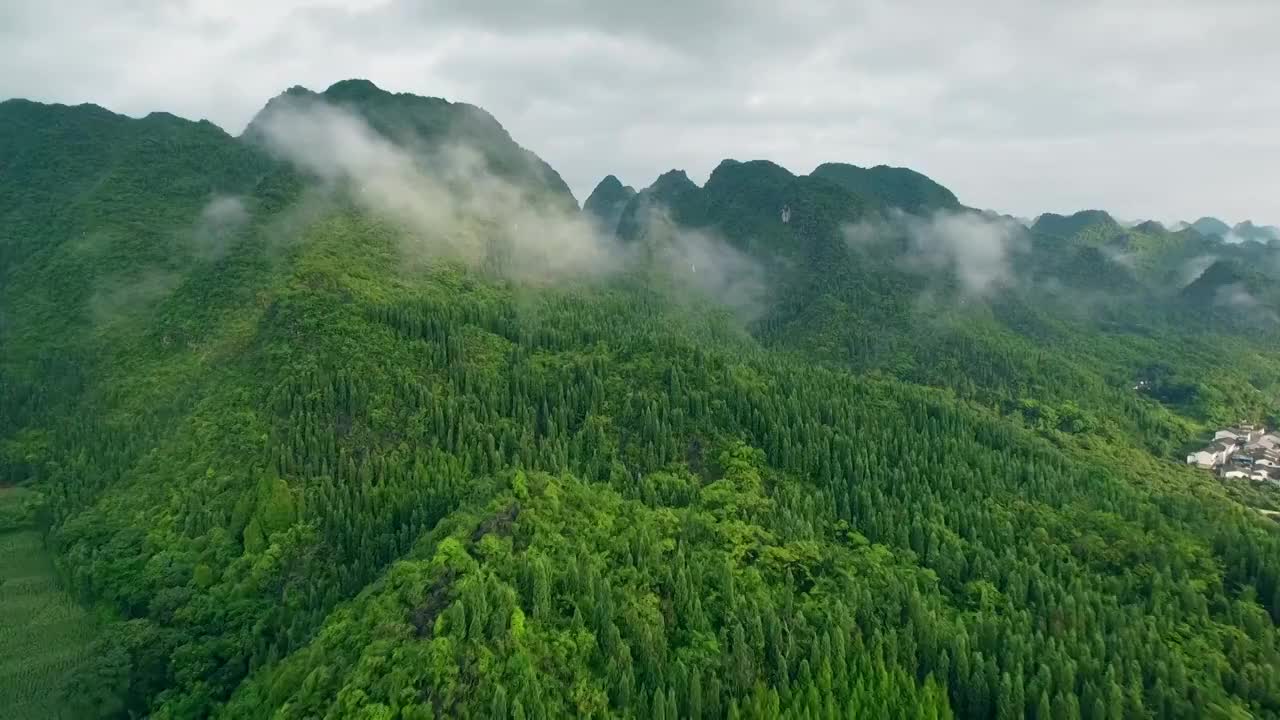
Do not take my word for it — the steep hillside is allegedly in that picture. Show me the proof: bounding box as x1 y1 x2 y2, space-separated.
0 97 271 313
1179 258 1279 323
1181 258 1250 300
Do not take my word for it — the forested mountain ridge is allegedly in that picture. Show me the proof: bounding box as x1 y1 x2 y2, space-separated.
809 162 963 215
611 158 1280 454
1029 210 1121 241
3 80 1280 720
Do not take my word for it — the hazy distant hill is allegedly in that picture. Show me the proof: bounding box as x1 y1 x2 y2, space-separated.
1191 216 1232 238
1030 209 1120 240
1231 220 1280 244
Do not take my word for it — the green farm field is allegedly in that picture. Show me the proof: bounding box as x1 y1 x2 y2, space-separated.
0 488 98 720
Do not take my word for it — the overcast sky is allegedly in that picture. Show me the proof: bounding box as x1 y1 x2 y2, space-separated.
3 0 1277 223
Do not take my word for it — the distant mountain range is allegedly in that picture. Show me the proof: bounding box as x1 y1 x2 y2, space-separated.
1186 216 1279 243
1022 214 1279 246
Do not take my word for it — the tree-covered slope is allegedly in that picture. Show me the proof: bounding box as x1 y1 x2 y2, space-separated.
3 82 1280 720
609 159 1280 454
0 97 272 342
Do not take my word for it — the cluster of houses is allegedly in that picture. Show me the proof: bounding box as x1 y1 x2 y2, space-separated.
1186 424 1280 483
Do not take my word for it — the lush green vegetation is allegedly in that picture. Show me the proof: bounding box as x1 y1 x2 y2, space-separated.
615 158 1280 455
2 79 1280 719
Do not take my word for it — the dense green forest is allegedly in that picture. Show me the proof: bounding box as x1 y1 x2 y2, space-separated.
2 79 1280 719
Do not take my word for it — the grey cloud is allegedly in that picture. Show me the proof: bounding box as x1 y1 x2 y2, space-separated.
1214 283 1278 324
1221 229 1280 246
909 211 1025 297
2 1 1279 223
255 96 617 279
84 194 249 327
255 97 767 315
1179 255 1218 287
846 209 1027 298
630 207 768 322
190 195 250 260
1101 244 1137 270
89 270 182 329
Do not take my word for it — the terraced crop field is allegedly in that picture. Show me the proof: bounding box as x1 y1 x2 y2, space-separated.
0 488 98 720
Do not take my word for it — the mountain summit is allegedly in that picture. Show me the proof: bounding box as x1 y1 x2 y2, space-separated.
582 175 636 233
1030 209 1119 240
809 162 962 214
246 79 578 211
1190 216 1231 238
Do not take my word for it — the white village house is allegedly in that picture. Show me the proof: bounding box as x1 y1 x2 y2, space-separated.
1215 425 1266 444
1187 450 1218 468
1187 438 1240 468
1187 425 1280 484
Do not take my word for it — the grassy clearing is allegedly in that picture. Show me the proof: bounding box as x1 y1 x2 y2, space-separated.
0 488 98 720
